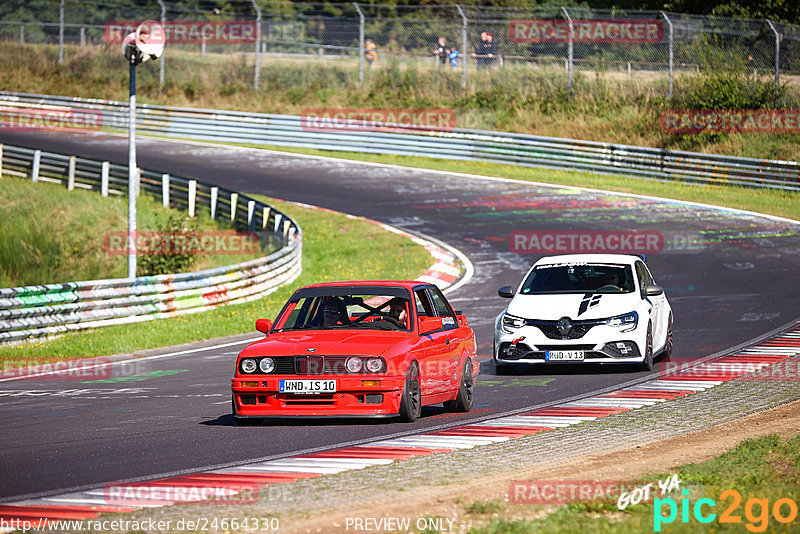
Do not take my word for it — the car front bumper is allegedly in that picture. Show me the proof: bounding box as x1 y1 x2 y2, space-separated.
231 375 406 417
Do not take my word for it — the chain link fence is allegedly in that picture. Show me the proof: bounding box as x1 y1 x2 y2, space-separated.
0 1 798 99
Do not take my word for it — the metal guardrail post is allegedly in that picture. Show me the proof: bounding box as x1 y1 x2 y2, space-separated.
250 0 261 91
58 0 64 65
0 144 3 178
353 3 364 88
230 192 239 224
162 173 170 207
662 12 674 99
67 156 76 190
765 19 780 101
188 179 197 217
211 186 218 219
157 0 166 87
32 150 41 182
101 161 109 196
456 5 467 89
562 7 574 94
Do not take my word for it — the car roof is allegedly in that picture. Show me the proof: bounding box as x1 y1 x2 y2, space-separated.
533 254 641 266
302 280 427 290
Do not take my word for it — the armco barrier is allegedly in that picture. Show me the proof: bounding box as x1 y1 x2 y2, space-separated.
1 91 799 191
0 143 302 344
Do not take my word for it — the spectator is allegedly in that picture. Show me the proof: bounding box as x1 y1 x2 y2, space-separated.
365 39 378 68
472 31 498 69
448 48 459 69
433 36 450 67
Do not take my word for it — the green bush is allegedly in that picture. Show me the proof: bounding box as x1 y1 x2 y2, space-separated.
138 214 199 276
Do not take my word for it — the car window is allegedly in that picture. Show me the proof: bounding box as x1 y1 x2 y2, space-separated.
635 261 651 295
521 264 634 294
428 286 458 329
415 289 434 317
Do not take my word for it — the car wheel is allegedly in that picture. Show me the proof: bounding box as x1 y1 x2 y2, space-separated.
443 359 474 413
398 361 422 422
640 322 654 371
664 313 674 359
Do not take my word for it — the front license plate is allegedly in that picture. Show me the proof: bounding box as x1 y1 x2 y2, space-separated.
279 379 336 394
545 350 585 361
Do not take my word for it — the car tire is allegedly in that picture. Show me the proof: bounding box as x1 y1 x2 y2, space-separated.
444 359 474 413
640 322 654 371
398 361 422 422
664 313 674 359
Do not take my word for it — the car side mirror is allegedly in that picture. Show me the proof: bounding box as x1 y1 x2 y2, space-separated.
498 286 514 298
419 316 443 334
255 318 272 334
644 284 664 297
456 314 468 327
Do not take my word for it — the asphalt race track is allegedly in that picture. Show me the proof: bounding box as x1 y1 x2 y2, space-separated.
2 131 799 502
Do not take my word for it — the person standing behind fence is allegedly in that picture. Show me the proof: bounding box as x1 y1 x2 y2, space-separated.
472 31 498 69
433 36 450 67
365 39 378 68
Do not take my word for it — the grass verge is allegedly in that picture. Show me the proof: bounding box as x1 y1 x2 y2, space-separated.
0 196 432 363
466 433 800 533
0 175 262 287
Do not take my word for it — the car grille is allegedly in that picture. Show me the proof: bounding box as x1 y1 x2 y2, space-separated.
528 320 597 340
265 356 354 375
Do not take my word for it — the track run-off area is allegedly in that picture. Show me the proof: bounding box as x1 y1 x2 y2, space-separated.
1 130 800 508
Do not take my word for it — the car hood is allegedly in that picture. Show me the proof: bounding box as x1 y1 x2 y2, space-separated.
507 293 640 321
240 329 412 357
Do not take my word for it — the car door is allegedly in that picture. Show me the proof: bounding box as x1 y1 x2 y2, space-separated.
636 261 663 349
643 263 668 350
427 285 464 390
414 287 451 396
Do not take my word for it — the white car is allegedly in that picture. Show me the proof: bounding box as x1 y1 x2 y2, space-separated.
494 254 672 372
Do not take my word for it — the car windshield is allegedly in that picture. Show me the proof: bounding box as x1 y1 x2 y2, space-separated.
520 264 635 294
274 286 413 331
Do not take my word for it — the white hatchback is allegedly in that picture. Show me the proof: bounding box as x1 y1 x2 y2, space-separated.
494 254 672 373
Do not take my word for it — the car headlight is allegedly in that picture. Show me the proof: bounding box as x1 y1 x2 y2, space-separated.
259 357 275 373
604 311 638 332
240 358 257 374
501 313 525 334
365 358 384 373
346 356 363 373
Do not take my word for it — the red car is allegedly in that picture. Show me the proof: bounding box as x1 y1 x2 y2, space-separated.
231 281 478 423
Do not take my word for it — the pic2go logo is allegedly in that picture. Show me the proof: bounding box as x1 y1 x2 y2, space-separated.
654 489 798 532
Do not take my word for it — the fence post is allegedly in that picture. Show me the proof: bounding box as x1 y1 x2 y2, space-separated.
32 150 41 182
188 179 197 217
157 0 166 87
0 144 3 178
80 26 85 46
262 206 271 229
20 24 24 45
101 161 109 196
456 5 468 89
661 12 673 99
765 19 780 101
67 156 76 190
210 186 218 219
353 2 364 88
201 36 206 57
562 7 574 93
250 0 261 90
161 173 170 207
230 192 239 224
247 200 255 230
58 0 64 65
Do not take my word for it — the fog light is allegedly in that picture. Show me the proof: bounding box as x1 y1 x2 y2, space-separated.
361 380 380 387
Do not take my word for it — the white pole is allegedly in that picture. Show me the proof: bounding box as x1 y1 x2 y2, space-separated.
32 150 41 182
188 179 197 217
127 56 138 279
230 192 238 224
210 186 218 219
67 156 76 190
250 0 261 90
101 161 109 196
162 174 170 207
58 0 64 65
157 0 166 87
